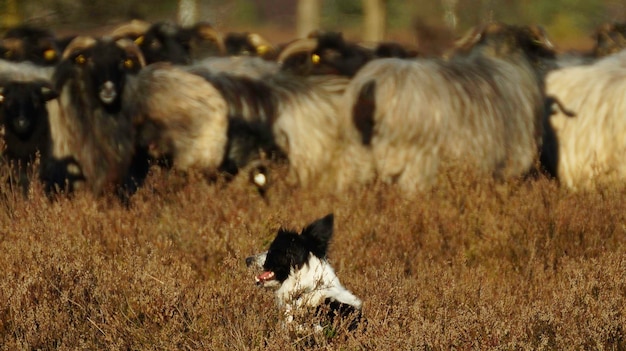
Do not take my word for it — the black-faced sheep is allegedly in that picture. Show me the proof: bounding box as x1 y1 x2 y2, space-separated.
46 36 148 197
339 23 556 193
0 80 57 194
223 32 275 58
0 57 79 196
112 20 225 64
278 31 417 77
1 25 61 66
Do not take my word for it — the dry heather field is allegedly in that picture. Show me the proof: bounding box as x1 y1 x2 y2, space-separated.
0 163 625 350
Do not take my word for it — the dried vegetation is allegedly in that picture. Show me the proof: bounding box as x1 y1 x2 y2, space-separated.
0 162 625 350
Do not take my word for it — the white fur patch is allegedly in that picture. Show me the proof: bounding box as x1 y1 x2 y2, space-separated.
274 254 362 310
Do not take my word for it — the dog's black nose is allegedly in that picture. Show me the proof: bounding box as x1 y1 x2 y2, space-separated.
245 256 254 267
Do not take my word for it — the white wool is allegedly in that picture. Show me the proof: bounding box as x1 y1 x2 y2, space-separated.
546 50 626 189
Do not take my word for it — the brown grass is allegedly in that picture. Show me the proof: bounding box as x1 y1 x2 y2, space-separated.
0 162 625 350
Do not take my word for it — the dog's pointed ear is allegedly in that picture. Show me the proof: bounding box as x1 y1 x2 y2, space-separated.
301 213 334 258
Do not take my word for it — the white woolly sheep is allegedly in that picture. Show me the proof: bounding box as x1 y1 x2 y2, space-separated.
545 49 626 189
339 23 556 193
171 60 352 189
130 63 229 174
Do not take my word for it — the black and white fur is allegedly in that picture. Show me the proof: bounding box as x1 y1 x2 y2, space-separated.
246 214 363 333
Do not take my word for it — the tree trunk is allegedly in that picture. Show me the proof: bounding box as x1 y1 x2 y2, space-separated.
362 0 386 42
296 0 321 38
177 0 199 27
442 0 458 31
1 0 21 29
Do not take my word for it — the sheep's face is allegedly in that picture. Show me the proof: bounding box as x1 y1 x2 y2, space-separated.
0 26 61 66
0 81 57 139
136 22 191 65
280 32 370 76
310 32 347 74
61 39 143 114
593 23 626 57
454 23 555 61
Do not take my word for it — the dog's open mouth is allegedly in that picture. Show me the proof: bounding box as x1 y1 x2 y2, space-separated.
255 271 275 285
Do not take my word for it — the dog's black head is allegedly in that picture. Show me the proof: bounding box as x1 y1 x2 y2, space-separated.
248 214 334 286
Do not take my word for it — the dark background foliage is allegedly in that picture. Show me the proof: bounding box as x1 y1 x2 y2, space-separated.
4 0 626 48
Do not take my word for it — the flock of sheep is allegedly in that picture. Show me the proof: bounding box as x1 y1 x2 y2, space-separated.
1 19 625 203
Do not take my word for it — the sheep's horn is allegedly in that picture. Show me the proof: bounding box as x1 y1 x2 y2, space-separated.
453 24 487 52
111 19 151 39
193 23 226 55
62 36 97 59
441 25 481 59
247 33 274 56
115 38 147 67
277 38 318 64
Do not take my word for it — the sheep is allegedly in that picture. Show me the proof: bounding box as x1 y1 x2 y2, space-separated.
112 20 225 64
592 22 626 58
0 79 58 194
0 57 56 191
223 32 275 58
0 57 84 196
339 23 556 193
45 36 148 198
1 24 62 66
131 56 350 189
130 63 229 175
278 31 417 77
543 49 626 189
131 62 285 196
556 22 626 68
188 64 351 188
266 73 352 188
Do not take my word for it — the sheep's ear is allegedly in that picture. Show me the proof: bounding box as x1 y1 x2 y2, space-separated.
40 84 58 101
301 213 334 258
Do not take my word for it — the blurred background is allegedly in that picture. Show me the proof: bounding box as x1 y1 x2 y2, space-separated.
2 0 626 50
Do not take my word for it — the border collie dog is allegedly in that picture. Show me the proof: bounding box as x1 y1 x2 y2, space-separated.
246 214 363 333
